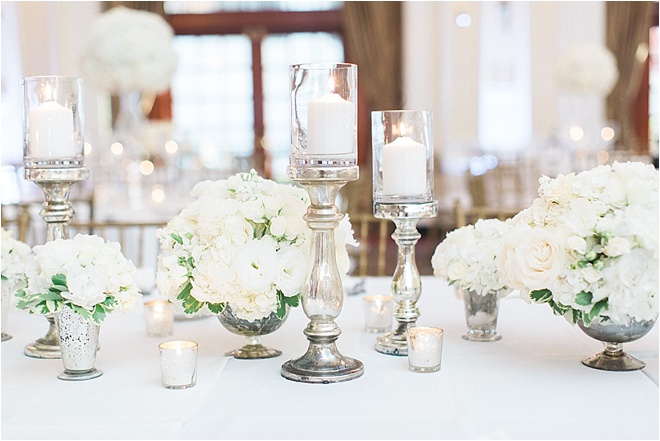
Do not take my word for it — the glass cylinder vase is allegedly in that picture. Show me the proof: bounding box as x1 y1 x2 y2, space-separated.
289 63 357 167
22 76 85 169
372 110 434 204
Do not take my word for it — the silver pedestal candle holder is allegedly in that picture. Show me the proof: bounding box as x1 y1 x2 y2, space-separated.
22 76 88 359
374 201 437 355
281 63 364 383
371 110 437 356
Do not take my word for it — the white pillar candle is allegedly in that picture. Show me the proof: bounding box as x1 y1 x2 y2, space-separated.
382 136 427 195
307 93 355 155
28 101 77 158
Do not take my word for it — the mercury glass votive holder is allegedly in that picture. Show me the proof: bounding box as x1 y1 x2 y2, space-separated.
372 110 434 203
363 295 393 333
22 76 85 169
144 299 174 338
289 63 357 167
159 340 198 389
407 326 444 373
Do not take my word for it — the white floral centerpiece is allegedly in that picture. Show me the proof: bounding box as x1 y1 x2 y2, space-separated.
16 234 142 323
1 228 32 295
156 170 357 322
497 162 659 327
431 218 512 297
80 6 178 94
555 42 619 96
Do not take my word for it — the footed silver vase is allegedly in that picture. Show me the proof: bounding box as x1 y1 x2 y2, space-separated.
578 318 656 371
55 306 102 380
218 305 289 359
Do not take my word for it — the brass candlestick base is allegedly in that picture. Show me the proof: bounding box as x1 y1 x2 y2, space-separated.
23 166 89 359
281 166 364 384
373 201 437 356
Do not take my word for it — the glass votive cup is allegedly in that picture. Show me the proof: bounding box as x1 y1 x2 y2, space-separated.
144 299 174 337
407 326 444 373
363 295 393 333
159 340 198 389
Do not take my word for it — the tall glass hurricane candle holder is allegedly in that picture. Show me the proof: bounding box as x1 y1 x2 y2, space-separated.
281 63 364 383
22 76 89 359
371 110 437 356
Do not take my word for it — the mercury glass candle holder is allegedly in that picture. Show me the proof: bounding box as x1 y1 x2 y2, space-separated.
281 63 363 384
22 76 89 359
371 110 437 356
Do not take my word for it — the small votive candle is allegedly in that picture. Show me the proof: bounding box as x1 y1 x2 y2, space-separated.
407 327 444 373
144 299 174 337
363 295 393 333
159 340 198 389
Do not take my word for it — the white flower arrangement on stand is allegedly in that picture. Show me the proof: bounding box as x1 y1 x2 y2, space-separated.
431 218 512 297
555 42 619 96
156 170 357 322
16 234 142 323
497 162 659 327
80 6 178 94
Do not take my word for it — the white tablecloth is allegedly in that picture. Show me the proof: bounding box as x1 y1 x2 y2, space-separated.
2 277 658 440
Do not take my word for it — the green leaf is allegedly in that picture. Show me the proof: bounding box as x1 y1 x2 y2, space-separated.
177 281 193 300
282 294 300 308
51 273 67 287
170 233 183 245
207 302 225 314
586 298 608 322
575 291 593 306
70 304 92 321
530 289 552 303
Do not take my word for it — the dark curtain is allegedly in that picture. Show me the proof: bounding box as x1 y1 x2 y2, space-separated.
342 1 402 215
606 1 656 153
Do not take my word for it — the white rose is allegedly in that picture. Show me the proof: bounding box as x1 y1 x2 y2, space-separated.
566 236 587 255
498 226 563 291
276 245 308 297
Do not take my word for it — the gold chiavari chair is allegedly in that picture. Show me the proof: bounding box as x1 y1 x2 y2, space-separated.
0 203 32 242
348 213 392 277
453 199 520 228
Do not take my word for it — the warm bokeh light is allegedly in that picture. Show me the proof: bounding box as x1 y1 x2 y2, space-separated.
110 142 124 155
601 126 615 141
596 150 610 164
165 140 178 154
569 126 584 142
84 142 93 155
151 184 165 203
139 160 155 175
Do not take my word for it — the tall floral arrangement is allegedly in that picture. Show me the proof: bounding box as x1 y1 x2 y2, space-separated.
80 6 178 93
497 162 658 327
16 234 142 323
555 42 619 96
431 218 512 297
1 228 32 295
156 170 357 322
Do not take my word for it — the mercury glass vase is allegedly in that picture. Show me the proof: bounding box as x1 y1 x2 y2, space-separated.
218 304 289 359
578 318 656 371
460 288 502 342
54 306 103 381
